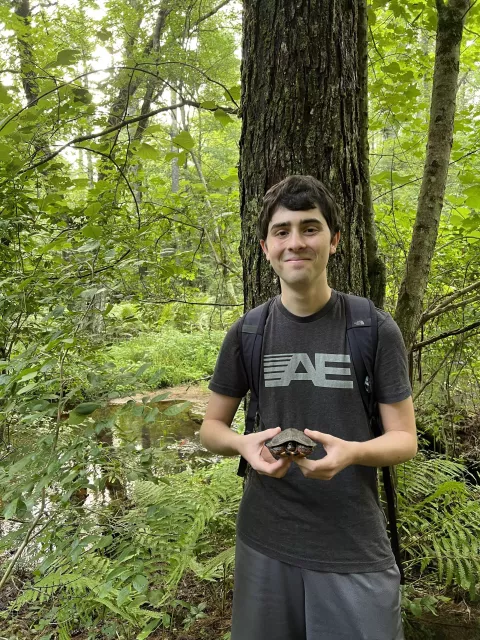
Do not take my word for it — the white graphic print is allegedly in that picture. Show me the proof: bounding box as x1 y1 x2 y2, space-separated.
263 353 354 388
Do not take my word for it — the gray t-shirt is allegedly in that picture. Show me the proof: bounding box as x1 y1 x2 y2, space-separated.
209 291 411 573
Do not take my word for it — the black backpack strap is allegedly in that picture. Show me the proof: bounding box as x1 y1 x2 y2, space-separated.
344 293 404 584
237 299 274 478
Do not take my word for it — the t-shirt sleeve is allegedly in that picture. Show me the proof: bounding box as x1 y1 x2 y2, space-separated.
374 311 412 404
208 318 249 398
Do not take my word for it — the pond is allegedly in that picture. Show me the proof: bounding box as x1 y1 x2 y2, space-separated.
98 386 222 469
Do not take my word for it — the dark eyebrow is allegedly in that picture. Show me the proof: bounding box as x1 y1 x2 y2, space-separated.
270 218 324 230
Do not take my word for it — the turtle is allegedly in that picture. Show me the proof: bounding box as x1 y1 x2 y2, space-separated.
265 428 316 459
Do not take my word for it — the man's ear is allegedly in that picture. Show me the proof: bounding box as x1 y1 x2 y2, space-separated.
260 239 269 260
330 231 341 254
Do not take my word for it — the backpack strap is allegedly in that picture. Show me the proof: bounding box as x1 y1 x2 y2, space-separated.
237 299 274 478
344 293 404 584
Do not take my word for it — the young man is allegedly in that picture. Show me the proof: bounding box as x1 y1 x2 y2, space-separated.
200 175 417 640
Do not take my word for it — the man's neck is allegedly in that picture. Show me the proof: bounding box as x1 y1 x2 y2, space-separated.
280 283 332 317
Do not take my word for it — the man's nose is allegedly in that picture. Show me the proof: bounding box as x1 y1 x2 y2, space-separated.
287 229 307 249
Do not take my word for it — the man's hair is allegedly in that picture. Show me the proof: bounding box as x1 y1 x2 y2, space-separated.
258 175 341 241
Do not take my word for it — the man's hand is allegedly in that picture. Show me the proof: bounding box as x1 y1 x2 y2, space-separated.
294 429 356 480
237 427 292 478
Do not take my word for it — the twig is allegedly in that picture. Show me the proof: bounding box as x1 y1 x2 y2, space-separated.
413 346 455 402
0 489 47 590
142 299 242 307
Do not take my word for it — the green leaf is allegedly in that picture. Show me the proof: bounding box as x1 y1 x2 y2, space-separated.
163 401 191 416
465 195 480 209
17 381 39 395
172 130 195 150
117 586 130 606
136 143 159 161
96 534 114 549
214 109 234 126
165 151 187 164
224 85 241 102
3 498 18 520
0 141 11 159
381 62 401 74
0 119 18 136
133 574 148 593
18 371 38 382
56 49 81 66
134 363 151 377
148 392 170 403
97 29 112 42
0 84 12 105
200 100 217 109
82 225 102 239
72 402 101 415
85 202 102 216
72 87 93 105
144 124 163 134
137 619 160 640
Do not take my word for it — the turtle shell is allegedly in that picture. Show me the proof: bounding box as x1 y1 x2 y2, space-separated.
265 428 316 459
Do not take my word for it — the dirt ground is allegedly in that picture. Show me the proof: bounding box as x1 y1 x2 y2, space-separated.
109 383 210 417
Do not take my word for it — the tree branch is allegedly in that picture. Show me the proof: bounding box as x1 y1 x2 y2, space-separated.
193 0 233 27
142 299 242 307
19 102 187 174
412 321 480 351
420 294 480 325
421 280 480 324
0 65 237 135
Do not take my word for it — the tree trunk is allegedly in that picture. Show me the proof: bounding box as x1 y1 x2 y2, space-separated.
13 0 38 105
394 0 469 352
358 0 385 309
240 0 373 310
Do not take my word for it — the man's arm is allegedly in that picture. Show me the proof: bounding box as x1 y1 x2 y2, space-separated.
200 392 244 456
295 396 417 480
352 396 417 467
200 391 292 477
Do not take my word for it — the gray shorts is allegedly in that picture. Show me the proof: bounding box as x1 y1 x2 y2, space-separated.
231 537 404 640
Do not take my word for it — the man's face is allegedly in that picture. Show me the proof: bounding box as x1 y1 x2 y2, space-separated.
260 207 340 290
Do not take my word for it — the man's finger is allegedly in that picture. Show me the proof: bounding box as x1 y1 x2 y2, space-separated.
255 457 290 476
256 426 281 443
294 457 316 471
304 429 331 444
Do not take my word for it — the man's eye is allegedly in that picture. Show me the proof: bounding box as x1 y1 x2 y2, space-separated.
305 227 318 233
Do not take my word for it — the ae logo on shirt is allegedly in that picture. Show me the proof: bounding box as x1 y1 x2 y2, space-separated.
263 353 354 388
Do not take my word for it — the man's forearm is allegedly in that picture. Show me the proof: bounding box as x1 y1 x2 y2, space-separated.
199 419 243 456
352 431 417 467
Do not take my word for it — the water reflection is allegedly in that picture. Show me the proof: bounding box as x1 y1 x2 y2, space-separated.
98 399 214 464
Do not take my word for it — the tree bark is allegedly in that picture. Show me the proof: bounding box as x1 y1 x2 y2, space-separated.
240 0 372 310
13 0 38 105
394 0 469 352
358 0 385 308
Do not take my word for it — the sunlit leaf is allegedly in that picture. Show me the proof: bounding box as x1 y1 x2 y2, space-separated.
163 401 191 416
0 84 12 105
172 130 195 150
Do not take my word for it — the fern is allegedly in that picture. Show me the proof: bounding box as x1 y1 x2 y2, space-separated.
126 458 242 602
398 455 480 592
